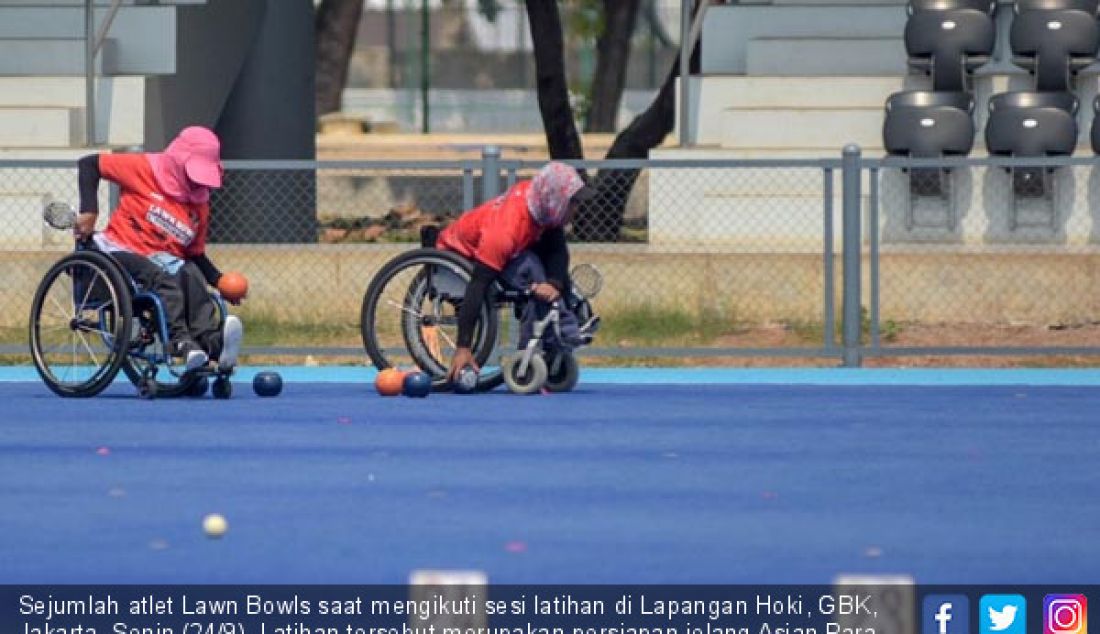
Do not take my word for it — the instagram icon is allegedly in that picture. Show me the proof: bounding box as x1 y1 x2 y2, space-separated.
1045 595 1088 634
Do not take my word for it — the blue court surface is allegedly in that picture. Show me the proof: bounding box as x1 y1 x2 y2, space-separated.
0 367 1098 584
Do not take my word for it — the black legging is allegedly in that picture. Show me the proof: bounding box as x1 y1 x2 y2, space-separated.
110 252 223 358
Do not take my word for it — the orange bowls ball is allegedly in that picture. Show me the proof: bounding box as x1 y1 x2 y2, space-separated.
218 272 249 302
374 368 406 396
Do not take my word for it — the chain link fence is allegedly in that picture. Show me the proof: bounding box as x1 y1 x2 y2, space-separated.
868 154 1100 358
5 151 1100 364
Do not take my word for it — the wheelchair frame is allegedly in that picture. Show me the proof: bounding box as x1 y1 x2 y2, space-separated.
29 246 234 399
359 247 595 394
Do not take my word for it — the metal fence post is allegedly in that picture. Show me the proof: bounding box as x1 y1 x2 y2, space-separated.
85 0 95 146
841 144 863 367
481 145 501 204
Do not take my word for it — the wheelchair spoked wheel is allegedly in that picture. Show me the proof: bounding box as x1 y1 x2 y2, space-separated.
360 248 503 391
29 250 133 398
544 351 579 393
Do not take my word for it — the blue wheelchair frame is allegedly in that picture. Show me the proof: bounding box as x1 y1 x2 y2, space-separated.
73 243 231 397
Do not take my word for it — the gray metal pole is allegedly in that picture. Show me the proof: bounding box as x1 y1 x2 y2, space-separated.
823 167 835 350
420 0 430 134
481 145 501 204
85 0 95 146
841 144 863 367
678 0 691 148
462 168 474 211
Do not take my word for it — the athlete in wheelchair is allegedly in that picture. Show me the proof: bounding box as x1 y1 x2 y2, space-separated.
28 126 243 399
359 162 601 394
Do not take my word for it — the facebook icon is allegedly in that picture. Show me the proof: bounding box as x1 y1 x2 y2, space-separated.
924 595 972 634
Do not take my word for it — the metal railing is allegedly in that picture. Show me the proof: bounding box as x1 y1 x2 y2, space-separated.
82 0 124 146
4 146 1100 365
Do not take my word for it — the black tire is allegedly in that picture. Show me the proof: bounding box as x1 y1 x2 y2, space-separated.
29 250 133 398
120 301 204 398
138 377 157 400
186 376 210 398
544 352 580 392
212 377 232 399
360 248 503 391
502 354 548 395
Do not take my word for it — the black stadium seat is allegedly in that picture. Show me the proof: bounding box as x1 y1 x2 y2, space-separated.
884 91 976 229
906 8 997 91
884 91 976 157
985 91 1079 227
1091 95 1100 153
887 0 994 230
985 91 1078 158
908 0 997 15
1009 8 1100 91
1014 0 1099 16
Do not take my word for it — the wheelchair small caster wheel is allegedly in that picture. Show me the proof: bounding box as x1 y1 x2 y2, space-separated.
545 352 579 393
186 376 209 398
212 377 232 400
138 377 157 400
502 354 548 395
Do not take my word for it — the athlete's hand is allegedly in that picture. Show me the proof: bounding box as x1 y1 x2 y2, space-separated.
73 212 98 241
448 347 479 382
530 282 560 303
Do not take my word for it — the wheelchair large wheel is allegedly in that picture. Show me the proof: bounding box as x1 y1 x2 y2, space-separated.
360 248 503 391
29 250 133 397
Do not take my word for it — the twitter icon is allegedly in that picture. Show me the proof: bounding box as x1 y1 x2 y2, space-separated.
982 595 1027 634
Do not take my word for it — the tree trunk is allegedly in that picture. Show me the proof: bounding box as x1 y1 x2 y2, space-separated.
315 0 364 117
573 9 702 242
585 0 641 133
525 0 585 162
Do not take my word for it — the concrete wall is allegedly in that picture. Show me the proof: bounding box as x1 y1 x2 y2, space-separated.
700 3 906 76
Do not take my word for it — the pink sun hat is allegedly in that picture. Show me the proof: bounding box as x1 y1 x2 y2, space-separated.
176 126 222 188
147 126 223 204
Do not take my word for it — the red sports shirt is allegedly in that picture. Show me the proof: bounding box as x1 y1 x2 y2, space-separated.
99 153 210 259
437 180 542 271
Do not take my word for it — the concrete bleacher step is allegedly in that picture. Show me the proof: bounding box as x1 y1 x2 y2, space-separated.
0 39 116 76
0 107 80 147
0 3 180 76
0 76 145 146
702 3 906 75
679 76 917 147
747 37 906 76
722 106 886 151
682 73 1100 152
721 76 923 109
0 76 139 107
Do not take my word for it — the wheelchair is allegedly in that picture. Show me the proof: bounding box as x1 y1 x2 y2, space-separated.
28 244 235 399
359 238 600 395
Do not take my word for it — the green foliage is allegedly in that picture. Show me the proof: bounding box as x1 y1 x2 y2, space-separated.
562 0 604 123
564 0 604 39
599 304 733 345
242 316 361 348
